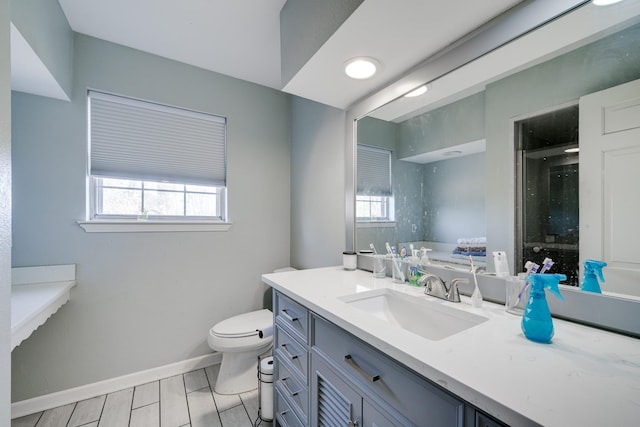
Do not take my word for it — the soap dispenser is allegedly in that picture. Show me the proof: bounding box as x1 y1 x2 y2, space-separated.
521 273 566 343
580 259 607 294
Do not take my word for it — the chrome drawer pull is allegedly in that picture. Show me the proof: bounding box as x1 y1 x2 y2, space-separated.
281 343 299 360
280 308 299 322
281 376 300 396
344 354 380 382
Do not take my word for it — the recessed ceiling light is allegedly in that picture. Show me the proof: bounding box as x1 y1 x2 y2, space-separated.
443 150 463 157
404 85 428 98
564 147 580 153
592 0 624 5
344 57 379 80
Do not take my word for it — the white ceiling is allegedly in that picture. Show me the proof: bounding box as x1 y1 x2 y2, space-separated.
58 0 287 90
53 0 522 109
282 0 522 109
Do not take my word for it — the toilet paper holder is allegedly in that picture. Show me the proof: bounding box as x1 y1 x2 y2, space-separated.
255 355 274 425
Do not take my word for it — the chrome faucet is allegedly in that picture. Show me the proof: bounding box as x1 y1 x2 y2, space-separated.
418 273 468 303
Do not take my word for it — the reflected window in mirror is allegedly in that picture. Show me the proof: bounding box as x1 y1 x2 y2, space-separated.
356 145 394 222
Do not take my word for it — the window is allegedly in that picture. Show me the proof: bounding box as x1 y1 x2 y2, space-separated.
86 90 227 224
95 178 225 219
356 145 394 222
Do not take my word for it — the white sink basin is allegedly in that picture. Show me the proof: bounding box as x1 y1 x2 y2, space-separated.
340 288 488 341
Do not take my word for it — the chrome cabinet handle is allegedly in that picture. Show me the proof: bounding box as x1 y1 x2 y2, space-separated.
349 421 359 427
280 343 299 360
281 376 300 397
344 354 380 382
280 308 299 322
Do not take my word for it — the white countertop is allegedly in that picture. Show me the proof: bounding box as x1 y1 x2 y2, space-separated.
262 266 640 427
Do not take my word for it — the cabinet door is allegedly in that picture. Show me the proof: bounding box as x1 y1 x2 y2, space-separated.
311 352 362 427
475 412 508 427
363 400 406 427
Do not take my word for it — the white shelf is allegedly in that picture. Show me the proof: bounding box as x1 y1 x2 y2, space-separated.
11 265 76 351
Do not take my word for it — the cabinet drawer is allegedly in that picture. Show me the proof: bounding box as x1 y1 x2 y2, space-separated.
276 361 308 421
275 326 308 382
313 315 465 427
275 390 304 427
275 292 309 343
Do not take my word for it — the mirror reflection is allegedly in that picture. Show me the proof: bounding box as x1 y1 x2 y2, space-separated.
516 105 580 285
355 5 640 296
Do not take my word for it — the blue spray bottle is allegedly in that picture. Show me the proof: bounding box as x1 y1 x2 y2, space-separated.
580 260 607 293
521 273 566 343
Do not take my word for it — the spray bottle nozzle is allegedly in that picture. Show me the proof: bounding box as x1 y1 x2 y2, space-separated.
584 259 607 282
525 273 566 301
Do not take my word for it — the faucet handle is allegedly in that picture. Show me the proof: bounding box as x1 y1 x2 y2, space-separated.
448 278 469 302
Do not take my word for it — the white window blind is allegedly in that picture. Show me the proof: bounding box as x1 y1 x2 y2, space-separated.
88 90 226 186
357 145 392 196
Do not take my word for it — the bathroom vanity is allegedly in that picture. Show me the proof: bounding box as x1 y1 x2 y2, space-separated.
262 267 640 427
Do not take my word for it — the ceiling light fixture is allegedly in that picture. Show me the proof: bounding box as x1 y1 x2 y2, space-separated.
592 0 624 5
443 150 463 157
344 57 379 80
404 85 428 98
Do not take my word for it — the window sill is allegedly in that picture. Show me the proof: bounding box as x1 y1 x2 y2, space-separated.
356 221 397 229
78 220 232 233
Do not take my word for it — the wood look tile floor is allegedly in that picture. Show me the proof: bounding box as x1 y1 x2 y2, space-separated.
12 364 273 427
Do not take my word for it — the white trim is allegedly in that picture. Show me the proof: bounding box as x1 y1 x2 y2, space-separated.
78 220 233 233
11 352 222 419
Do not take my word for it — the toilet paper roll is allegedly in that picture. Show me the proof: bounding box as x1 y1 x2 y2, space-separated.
257 324 273 339
260 356 274 375
259 356 274 421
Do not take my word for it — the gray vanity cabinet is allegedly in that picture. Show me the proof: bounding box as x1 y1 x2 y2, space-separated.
273 290 507 427
274 292 311 426
312 314 465 427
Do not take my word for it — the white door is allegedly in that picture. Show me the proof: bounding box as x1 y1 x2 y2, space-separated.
580 79 640 296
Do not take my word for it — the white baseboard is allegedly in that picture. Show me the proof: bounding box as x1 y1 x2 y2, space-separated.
11 352 222 419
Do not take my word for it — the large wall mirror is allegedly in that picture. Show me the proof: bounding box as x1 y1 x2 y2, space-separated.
347 0 640 330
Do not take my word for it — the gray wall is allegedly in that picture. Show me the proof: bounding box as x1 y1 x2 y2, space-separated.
423 153 486 243
1 0 12 421
290 96 345 269
11 0 73 98
11 34 291 401
485 24 640 273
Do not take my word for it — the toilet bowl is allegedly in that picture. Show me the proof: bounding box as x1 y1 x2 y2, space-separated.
207 309 273 395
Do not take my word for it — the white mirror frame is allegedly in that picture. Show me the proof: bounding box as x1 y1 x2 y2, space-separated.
345 0 640 337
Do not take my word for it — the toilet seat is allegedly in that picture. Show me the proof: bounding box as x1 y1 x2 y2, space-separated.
211 309 273 338
208 309 273 353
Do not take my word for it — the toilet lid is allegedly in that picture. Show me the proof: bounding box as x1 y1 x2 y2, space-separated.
212 309 273 338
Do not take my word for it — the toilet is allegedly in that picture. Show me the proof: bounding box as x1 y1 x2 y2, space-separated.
207 308 273 395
